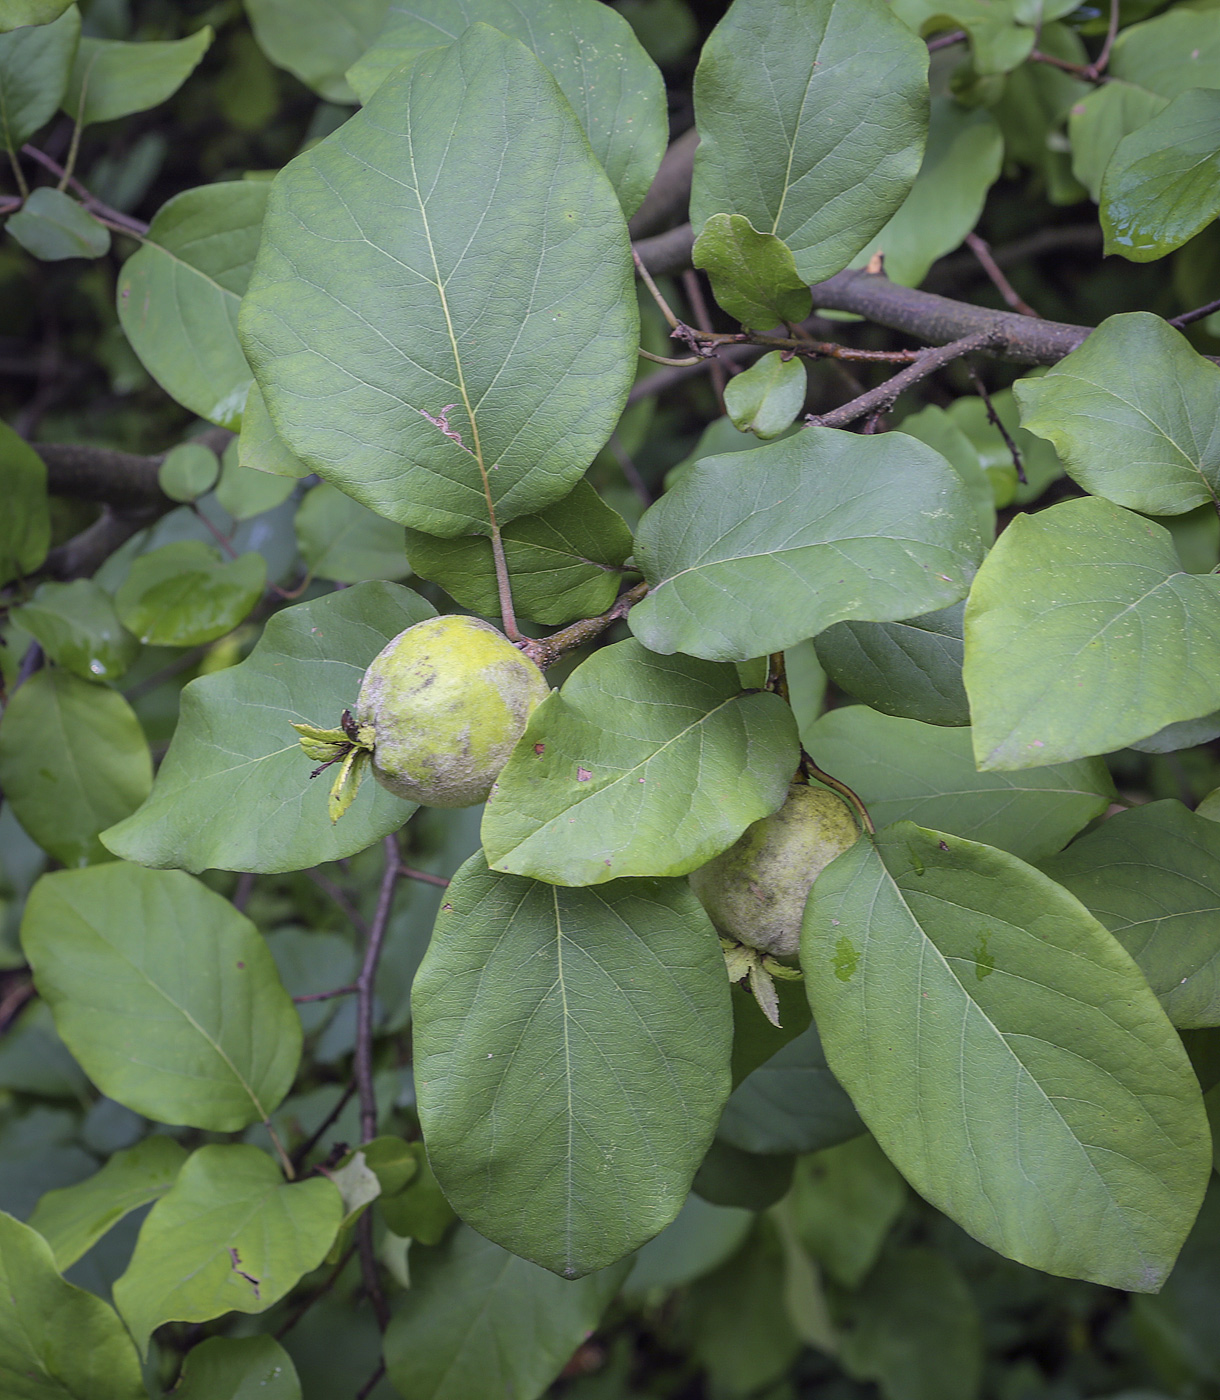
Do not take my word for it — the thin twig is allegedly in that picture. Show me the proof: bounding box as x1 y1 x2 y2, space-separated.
639 348 703 366
926 28 967 50
399 865 450 888
632 246 682 330
232 872 256 913
295 984 358 1004
265 1120 296 1180
21 145 149 235
608 432 653 507
355 1359 387 1400
807 331 1000 429
1087 0 1121 79
291 1081 358 1172
1170 297 1220 329
964 232 1041 318
518 581 649 671
6 147 28 200
357 1213 390 1333
682 269 729 413
305 869 371 939
275 1241 359 1340
356 835 400 1144
969 367 1026 484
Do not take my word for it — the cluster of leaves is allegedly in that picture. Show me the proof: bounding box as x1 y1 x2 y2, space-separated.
4 0 1220 1398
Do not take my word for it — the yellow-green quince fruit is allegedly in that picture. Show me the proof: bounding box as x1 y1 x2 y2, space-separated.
356 615 549 808
689 782 859 956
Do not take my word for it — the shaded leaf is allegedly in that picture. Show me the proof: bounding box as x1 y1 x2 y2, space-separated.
945 386 1063 506
157 441 220 503
297 482 409 584
246 0 388 103
803 706 1115 861
102 582 427 874
384 1224 628 1400
22 863 302 1130
624 1193 754 1296
964 497 1220 769
114 541 264 646
690 0 928 282
1110 9 1220 99
692 214 812 327
173 1336 301 1400
117 181 269 429
0 5 79 152
724 350 807 439
214 438 295 521
0 417 49 584
803 823 1211 1291
891 0 1033 74
113 1144 342 1354
1069 80 1168 203
0 669 151 868
237 383 309 479
413 852 733 1276
63 27 212 125
241 24 636 536
12 580 139 682
6 187 107 261
693 1137 795 1210
482 639 799 886
789 1134 906 1288
0 1 72 30
630 430 982 662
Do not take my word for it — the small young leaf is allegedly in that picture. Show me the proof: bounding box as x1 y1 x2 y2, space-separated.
413 852 733 1276
214 438 295 521
172 1336 301 1400
482 639 799 886
6 186 108 261
692 214 812 327
12 579 138 682
63 27 213 125
723 351 807 439
157 441 220 503
22 863 302 1130
113 1144 342 1354
803 824 1211 1291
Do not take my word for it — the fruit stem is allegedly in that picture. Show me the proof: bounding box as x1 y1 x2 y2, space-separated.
518 581 649 670
801 748 876 836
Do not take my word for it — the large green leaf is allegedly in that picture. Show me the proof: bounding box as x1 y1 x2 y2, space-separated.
245 0 387 103
0 670 151 868
6 187 108 261
481 639 799 885
114 541 265 646
803 823 1211 1291
116 181 269 429
1101 90 1220 263
102 582 427 874
0 5 78 152
689 0 928 283
113 1144 342 1354
63 27 212 125
27 1136 187 1270
13 581 138 682
1110 9 1220 99
173 1337 300 1400
630 430 982 662
964 497 1220 769
347 0 667 218
413 853 733 1276
384 1225 628 1400
0 418 49 585
1014 314 1220 515
850 97 1003 287
240 24 637 536
1069 81 1169 203
21 864 302 1130
945 386 1063 507
1042 801 1220 1029
804 707 1115 862
0 1211 145 1400
404 479 633 625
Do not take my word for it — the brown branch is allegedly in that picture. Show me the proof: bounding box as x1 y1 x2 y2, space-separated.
41 506 162 581
627 342 762 404
519 581 649 671
926 28 967 50
356 834 399 1143
1171 297 1220 329
400 864 449 888
294 984 358 1004
355 1360 387 1400
628 125 698 239
305 869 370 939
807 331 1000 429
291 1080 357 1172
964 232 1041 318
275 1241 359 1341
21 144 150 236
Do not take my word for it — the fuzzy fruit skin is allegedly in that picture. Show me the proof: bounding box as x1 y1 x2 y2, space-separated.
689 783 859 956
356 616 549 808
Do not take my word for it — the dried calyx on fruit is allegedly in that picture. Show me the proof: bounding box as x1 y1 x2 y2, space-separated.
689 781 859 1025
293 615 549 821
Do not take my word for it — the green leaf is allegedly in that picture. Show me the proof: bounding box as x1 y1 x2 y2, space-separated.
481 639 799 885
624 1193 754 1296
62 26 212 125
1015 313 1220 514
12 580 139 682
964 497 1220 769
214 438 295 521
804 707 1115 862
723 351 807 439
898 406 996 542
789 1134 906 1288
116 181 269 429
347 0 667 218
813 602 969 727
114 541 264 646
0 418 49 584
113 1144 342 1355
891 0 1033 74
945 386 1063 506
295 483 407 584
237 384 309 479
377 1141 455 1244
383 1224 628 1400
718 1018 862 1156
630 430 982 662
101 582 427 874
6 187 108 261
0 5 79 152
837 1245 983 1400
246 0 388 103
1069 81 1169 203
1110 8 1220 100
157 441 220 503
0 669 151 868
240 24 637 536
413 852 733 1276
27 1135 187 1270
404 480 633 625
1041 801 1220 1029
990 22 1088 201
0 1 72 30
850 97 1003 287
803 823 1212 1291
693 1137 795 1210
691 214 813 327
21 863 302 1130
690 0 928 283
0 1211 145 1400
172 1336 301 1400
1101 89 1220 262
